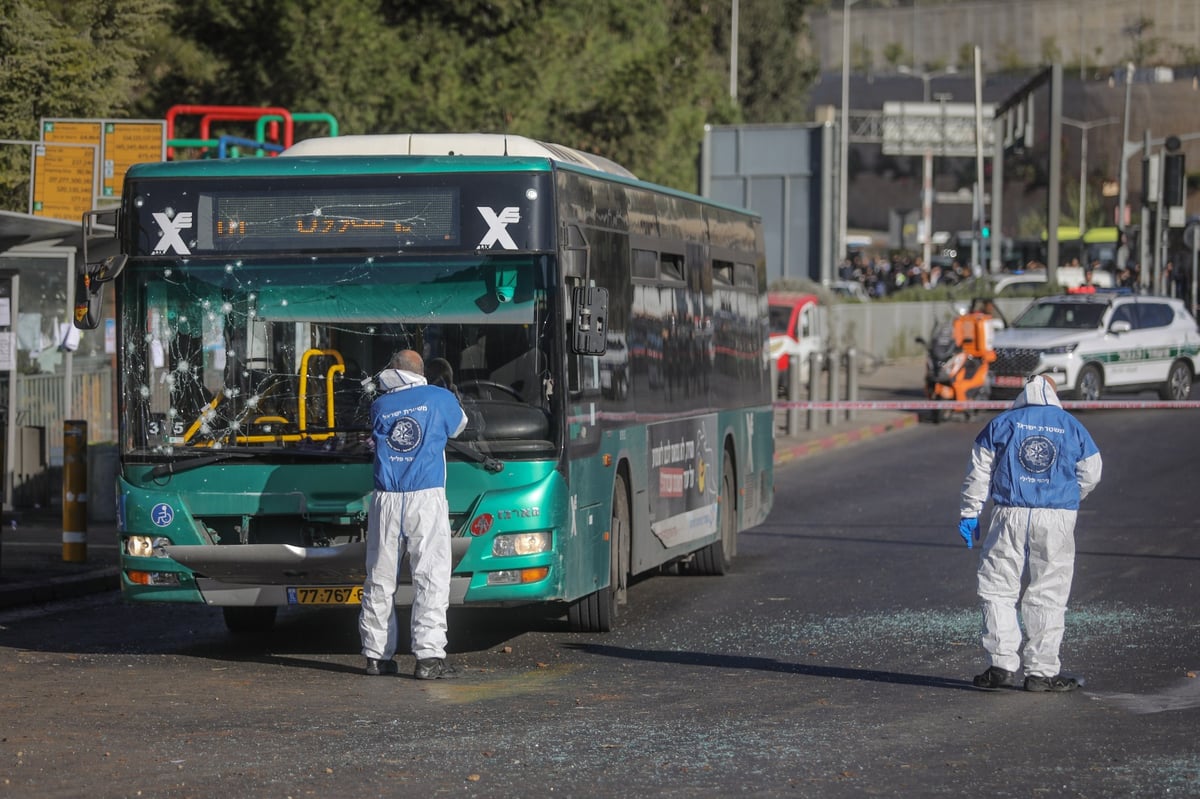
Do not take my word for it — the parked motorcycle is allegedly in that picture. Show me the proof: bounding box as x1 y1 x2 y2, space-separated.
914 304 997 423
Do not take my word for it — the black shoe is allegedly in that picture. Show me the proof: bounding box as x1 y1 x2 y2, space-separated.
972 666 1016 690
365 657 398 676
1024 674 1081 692
414 657 459 680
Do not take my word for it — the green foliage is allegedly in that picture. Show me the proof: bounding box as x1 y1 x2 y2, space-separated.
882 42 907 69
0 0 169 210
0 0 818 209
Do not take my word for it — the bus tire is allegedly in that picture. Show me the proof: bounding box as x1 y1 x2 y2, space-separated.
690 454 736 575
567 471 629 633
222 606 277 634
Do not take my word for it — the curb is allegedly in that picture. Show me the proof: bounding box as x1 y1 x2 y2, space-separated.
773 413 920 465
0 567 119 610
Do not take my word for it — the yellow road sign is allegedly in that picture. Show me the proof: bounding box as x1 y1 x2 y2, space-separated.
40 118 166 203
42 120 102 148
102 121 166 197
31 142 98 222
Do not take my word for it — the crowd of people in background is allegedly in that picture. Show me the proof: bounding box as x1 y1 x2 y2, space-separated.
836 251 974 297
834 249 1194 303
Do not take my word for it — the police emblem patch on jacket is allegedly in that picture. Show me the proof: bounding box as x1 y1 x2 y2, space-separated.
387 417 423 452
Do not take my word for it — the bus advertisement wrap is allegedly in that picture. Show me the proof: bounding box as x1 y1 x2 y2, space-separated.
648 415 719 549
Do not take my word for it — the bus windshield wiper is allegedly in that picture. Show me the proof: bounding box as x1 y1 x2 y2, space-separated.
149 451 256 478
447 440 504 473
147 446 369 478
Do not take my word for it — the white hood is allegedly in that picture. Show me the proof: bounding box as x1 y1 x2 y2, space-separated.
376 368 427 394
1011 374 1062 410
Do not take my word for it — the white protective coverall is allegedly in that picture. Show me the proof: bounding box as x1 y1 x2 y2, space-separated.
359 368 468 662
960 375 1102 678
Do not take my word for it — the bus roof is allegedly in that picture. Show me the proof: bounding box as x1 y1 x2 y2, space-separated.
124 154 560 180
283 133 639 180
124 135 762 221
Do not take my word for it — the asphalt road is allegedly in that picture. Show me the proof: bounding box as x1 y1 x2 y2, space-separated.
1 408 1198 798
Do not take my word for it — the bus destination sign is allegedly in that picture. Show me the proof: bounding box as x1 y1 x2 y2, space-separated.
197 188 461 252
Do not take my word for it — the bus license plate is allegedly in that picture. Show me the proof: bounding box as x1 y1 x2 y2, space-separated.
287 586 363 605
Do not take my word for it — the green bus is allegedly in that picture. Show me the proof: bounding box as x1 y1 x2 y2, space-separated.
76 134 775 633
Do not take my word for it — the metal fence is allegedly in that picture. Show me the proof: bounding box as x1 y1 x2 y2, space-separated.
827 298 1032 363
16 369 115 465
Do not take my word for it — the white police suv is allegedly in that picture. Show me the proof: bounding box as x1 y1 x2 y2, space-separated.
990 292 1200 401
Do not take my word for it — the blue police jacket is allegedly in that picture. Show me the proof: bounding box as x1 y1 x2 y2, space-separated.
370 369 468 493
961 375 1102 515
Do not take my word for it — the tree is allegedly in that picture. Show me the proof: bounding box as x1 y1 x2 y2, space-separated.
1 0 820 203
136 0 793 191
720 0 819 123
0 0 168 211
882 42 907 70
1122 15 1162 66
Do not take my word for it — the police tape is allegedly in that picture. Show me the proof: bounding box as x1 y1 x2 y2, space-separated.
773 400 1200 411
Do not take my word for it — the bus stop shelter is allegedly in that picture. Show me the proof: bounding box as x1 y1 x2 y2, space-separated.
0 210 117 513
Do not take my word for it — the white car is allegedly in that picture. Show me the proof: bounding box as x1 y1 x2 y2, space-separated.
990 293 1200 400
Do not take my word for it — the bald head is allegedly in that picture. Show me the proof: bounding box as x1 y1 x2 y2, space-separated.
390 349 424 375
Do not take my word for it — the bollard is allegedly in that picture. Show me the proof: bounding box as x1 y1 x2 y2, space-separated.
825 349 840 426
807 351 822 431
845 348 858 422
63 420 88 563
787 358 802 435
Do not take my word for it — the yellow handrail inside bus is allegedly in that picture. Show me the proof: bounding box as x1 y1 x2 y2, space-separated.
297 348 345 439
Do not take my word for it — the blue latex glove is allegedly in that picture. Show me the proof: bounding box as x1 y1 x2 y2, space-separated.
958 517 979 549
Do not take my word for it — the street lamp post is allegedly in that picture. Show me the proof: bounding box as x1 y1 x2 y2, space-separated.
1117 62 1135 267
838 0 856 274
1061 116 1119 237
897 66 958 270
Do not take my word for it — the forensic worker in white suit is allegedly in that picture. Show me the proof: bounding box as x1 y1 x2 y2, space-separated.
959 375 1102 692
359 350 467 680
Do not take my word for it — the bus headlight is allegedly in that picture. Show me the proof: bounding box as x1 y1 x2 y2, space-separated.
492 532 551 557
125 535 171 558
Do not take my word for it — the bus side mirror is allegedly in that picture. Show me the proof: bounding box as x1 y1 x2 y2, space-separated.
73 253 128 330
572 286 608 355
75 208 126 329
73 270 103 330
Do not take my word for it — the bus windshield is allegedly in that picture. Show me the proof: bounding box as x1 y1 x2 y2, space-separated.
120 254 558 461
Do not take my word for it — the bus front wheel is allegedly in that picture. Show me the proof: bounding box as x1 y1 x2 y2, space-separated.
567 472 630 633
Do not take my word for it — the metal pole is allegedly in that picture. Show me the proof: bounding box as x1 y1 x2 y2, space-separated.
807 352 821 431
922 149 933 271
729 0 739 101
4 275 19 511
974 47 986 272
1155 152 1164 294
1140 129 1153 290
63 420 88 563
787 359 801 435
1117 62 1134 267
1078 128 1088 235
1191 231 1198 317
991 116 1004 274
845 348 857 422
826 349 840 427
1047 64 1063 279
838 0 853 271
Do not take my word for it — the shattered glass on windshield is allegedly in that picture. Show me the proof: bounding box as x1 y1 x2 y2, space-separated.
120 256 557 461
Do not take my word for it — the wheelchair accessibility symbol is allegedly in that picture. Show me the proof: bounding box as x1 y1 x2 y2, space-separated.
151 503 174 527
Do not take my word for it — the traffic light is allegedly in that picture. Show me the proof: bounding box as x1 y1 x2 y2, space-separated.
981 220 990 239
1164 152 1186 207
